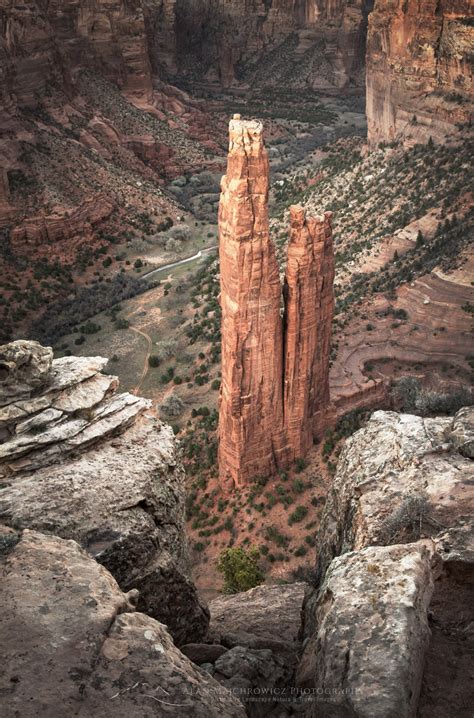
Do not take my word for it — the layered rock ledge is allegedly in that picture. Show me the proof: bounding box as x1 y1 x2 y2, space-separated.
0 340 209 644
298 407 474 717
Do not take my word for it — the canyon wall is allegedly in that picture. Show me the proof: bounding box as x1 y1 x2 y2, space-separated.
172 0 373 88
0 0 155 117
218 118 334 488
366 0 474 145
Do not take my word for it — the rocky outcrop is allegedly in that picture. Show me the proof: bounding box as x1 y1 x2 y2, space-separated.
209 582 307 650
218 118 334 487
366 0 474 146
10 195 115 252
203 582 307 716
0 340 209 645
0 528 245 718
283 206 334 457
298 407 474 717
311 409 473 582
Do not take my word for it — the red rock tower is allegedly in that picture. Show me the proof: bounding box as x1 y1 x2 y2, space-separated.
218 117 334 488
218 115 289 489
283 206 334 458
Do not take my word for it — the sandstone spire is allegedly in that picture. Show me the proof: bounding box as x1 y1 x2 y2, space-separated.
283 206 334 458
218 117 334 488
218 115 289 489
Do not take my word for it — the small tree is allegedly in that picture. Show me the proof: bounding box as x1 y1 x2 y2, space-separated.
217 547 264 594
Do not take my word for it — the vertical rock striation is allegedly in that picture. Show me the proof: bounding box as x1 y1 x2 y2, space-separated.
218 116 289 488
218 119 334 488
366 0 474 146
283 206 334 459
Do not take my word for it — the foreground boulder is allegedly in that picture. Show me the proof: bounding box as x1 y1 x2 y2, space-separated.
0 341 208 644
203 583 308 716
298 542 434 717
209 582 306 654
0 529 245 718
299 408 474 718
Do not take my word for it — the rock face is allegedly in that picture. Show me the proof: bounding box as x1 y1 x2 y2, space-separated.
300 543 434 717
218 117 290 488
209 582 306 652
206 582 308 716
172 0 373 89
298 407 474 717
0 0 154 115
283 206 334 456
0 340 209 645
0 528 245 718
366 0 474 145
218 119 334 487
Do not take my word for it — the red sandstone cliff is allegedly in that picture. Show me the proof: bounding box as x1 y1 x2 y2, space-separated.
366 0 473 145
218 119 334 488
218 116 290 488
283 206 334 459
0 0 154 116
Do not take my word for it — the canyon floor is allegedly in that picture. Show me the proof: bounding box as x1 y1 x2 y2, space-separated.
16 88 468 596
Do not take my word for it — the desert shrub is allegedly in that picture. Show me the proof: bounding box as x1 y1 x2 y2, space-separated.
148 355 161 367
295 545 307 557
392 376 422 412
115 318 130 330
265 526 289 548
165 238 182 254
415 388 474 415
154 340 177 360
80 321 101 335
379 493 429 544
160 392 184 417
392 376 473 415
292 478 305 493
288 505 308 526
294 458 307 473
169 224 191 241
217 547 264 594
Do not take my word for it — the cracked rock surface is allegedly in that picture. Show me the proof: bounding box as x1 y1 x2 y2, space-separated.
0 529 245 718
298 407 474 718
0 340 209 644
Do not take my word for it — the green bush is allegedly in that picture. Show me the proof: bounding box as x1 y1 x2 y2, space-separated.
148 355 161 367
288 505 308 526
217 547 264 594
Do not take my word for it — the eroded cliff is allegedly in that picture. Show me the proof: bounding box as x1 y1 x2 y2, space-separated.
0 340 209 644
366 0 474 145
172 0 374 89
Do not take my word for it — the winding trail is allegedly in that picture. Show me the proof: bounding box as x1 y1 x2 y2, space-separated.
129 323 152 396
128 245 218 395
